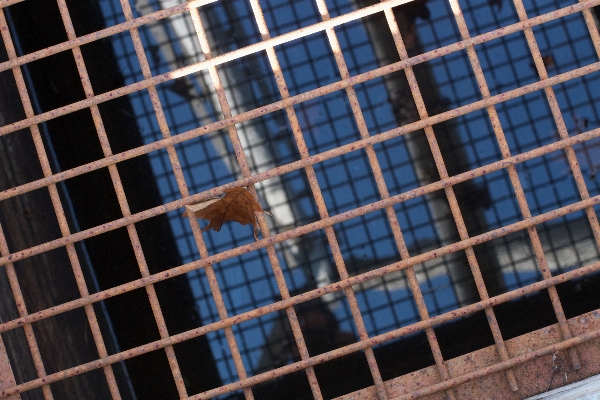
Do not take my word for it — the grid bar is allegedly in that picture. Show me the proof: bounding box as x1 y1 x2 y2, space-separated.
1 32 599 205
0 0 408 72
0 0 217 64
0 0 414 135
0 64 598 275
0 0 597 138
0 125 599 339
249 0 391 397
0 328 18 400
379 1 506 395
62 4 185 399
187 6 262 399
1 4 122 399
57 0 189 395
512 0 590 371
446 0 541 390
242 0 338 397
0 226 54 400
195 323 600 398
2 0 600 398
393 327 600 399
2 190 600 398
376 8 463 399
0 0 23 8
580 0 600 56
0 54 597 211
318 0 454 397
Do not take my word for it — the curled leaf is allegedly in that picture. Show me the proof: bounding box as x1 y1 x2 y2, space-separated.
184 187 271 240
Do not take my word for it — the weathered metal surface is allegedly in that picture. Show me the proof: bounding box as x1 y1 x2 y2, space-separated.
336 309 600 399
1 69 599 274
0 2 598 203
0 166 598 343
2 257 600 399
1 0 600 398
0 334 20 400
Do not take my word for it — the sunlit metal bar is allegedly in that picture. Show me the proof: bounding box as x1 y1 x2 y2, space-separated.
1 0 598 138
1 70 599 276
1 1 600 398
1 53 598 208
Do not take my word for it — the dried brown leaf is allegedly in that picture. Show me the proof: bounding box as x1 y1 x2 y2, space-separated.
185 187 270 240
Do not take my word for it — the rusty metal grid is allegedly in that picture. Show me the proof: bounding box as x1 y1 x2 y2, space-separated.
1 0 600 399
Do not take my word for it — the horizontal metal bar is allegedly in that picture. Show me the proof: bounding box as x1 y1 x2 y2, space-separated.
0 0 597 137
392 326 600 400
0 0 409 75
0 0 217 62
1 67 599 270
198 317 600 398
0 52 597 208
0 179 599 349
0 0 410 120
0 175 600 344
335 307 600 399
3 249 600 399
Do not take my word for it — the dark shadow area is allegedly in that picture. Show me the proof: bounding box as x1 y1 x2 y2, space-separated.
2 0 221 398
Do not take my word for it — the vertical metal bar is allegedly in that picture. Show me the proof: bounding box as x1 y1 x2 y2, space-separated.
510 0 586 371
249 0 395 396
199 3 327 394
323 0 453 397
0 225 51 399
249 0 388 396
511 1 600 254
54 0 187 396
0 6 120 399
445 0 524 391
359 0 509 305
375 6 468 398
122 1 293 398
578 0 600 57
311 2 389 396
578 0 600 259
0 326 20 400
187 6 275 399
186 215 254 400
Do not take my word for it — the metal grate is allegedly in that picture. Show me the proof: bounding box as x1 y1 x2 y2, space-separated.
1 0 600 398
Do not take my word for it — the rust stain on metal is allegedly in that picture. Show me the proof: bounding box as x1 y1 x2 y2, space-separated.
1 0 600 398
0 63 598 208
336 309 600 400
1 1 599 139
1 126 599 276
1 194 600 339
0 333 20 400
